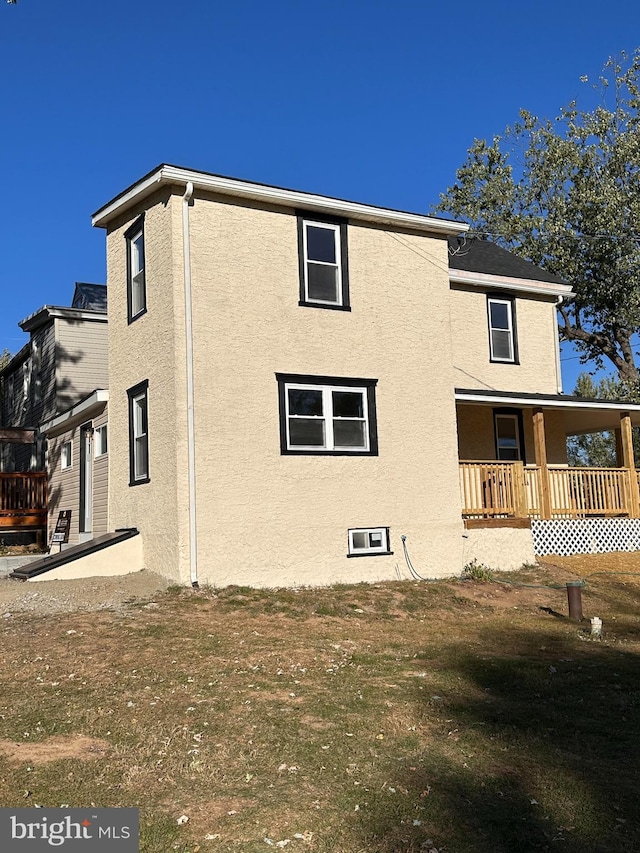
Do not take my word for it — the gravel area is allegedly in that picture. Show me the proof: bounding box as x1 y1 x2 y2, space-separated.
0 571 170 616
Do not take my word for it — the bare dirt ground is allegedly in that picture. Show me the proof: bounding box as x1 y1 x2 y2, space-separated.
1 552 640 617
0 570 169 615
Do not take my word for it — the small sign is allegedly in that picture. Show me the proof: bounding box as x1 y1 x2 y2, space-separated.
51 510 72 544
0 807 139 851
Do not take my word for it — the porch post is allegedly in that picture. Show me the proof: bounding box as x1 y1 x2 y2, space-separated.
620 413 639 518
533 407 552 519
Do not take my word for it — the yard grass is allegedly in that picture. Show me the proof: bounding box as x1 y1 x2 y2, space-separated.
1 556 640 852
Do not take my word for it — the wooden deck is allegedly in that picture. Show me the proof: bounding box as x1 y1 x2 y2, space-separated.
0 473 48 531
459 461 640 520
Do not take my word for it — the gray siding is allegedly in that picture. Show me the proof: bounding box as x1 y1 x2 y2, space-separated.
47 426 81 546
46 402 109 545
55 318 108 412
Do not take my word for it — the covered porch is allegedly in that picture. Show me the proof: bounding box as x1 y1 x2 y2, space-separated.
456 389 640 522
0 429 47 541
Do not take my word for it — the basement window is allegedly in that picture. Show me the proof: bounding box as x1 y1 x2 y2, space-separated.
347 527 391 557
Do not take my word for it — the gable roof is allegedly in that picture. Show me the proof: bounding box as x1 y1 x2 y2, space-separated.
448 236 566 285
72 282 107 311
92 163 469 237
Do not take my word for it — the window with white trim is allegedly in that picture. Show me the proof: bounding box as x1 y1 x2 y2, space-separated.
125 216 146 323
298 215 350 309
61 440 73 470
487 296 517 363
95 424 108 458
348 527 391 557
277 374 378 455
495 412 522 461
127 381 149 484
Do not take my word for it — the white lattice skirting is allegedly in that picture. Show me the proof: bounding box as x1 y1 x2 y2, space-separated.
532 518 640 556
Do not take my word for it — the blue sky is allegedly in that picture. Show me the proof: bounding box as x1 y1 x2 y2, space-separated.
0 0 637 389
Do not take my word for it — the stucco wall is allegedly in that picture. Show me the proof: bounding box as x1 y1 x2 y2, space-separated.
462 527 536 572
184 194 465 586
105 191 189 582
449 284 561 394
457 404 568 465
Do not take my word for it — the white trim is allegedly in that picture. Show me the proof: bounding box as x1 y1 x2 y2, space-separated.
348 527 390 555
303 220 342 305
94 424 108 458
61 440 73 470
92 165 468 236
450 269 573 298
455 390 640 412
285 382 370 452
19 306 107 332
487 296 515 362
41 390 109 434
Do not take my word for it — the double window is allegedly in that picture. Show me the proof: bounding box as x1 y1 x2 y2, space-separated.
125 215 146 323
127 381 149 485
297 214 350 310
487 296 517 363
277 374 378 455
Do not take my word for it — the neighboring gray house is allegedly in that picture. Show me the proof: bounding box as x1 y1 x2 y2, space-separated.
0 283 108 473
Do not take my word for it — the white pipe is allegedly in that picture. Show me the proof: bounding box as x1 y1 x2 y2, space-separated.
182 181 198 586
555 296 564 394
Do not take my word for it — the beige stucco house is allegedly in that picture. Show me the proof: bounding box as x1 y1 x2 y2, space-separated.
84 164 640 587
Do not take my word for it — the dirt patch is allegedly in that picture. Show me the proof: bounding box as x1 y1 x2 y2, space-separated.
0 735 110 764
0 570 170 615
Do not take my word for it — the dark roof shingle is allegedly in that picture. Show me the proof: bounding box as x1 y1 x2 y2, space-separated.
448 237 566 285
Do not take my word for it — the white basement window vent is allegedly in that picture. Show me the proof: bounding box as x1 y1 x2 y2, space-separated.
348 527 391 557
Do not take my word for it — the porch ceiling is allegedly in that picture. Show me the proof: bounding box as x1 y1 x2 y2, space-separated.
455 388 640 436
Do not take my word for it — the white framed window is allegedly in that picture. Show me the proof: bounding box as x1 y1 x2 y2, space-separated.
277 374 378 455
125 216 146 323
348 527 391 557
127 381 149 485
494 412 522 461
487 296 517 363
95 424 108 458
298 216 349 309
61 440 73 470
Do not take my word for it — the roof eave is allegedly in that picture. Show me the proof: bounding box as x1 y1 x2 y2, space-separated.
449 269 573 298
91 164 469 236
19 306 107 332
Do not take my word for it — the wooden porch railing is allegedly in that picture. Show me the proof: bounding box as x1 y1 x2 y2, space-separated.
460 461 638 520
0 472 48 529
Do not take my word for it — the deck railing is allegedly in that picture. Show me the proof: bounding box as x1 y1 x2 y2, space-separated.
0 472 48 528
460 461 638 520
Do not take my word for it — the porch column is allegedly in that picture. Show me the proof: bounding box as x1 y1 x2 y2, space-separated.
533 407 552 519
620 413 639 518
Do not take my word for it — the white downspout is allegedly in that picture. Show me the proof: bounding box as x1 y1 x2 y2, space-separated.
555 296 564 394
182 181 198 587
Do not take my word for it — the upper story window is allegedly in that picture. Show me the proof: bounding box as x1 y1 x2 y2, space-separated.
297 214 350 310
487 295 518 363
127 381 149 485
125 215 146 324
277 373 378 455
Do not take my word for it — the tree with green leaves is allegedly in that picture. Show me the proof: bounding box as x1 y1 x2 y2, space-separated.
0 349 10 371
436 50 640 386
566 372 640 466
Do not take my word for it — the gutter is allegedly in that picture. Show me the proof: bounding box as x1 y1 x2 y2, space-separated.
182 181 199 588
92 165 468 237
